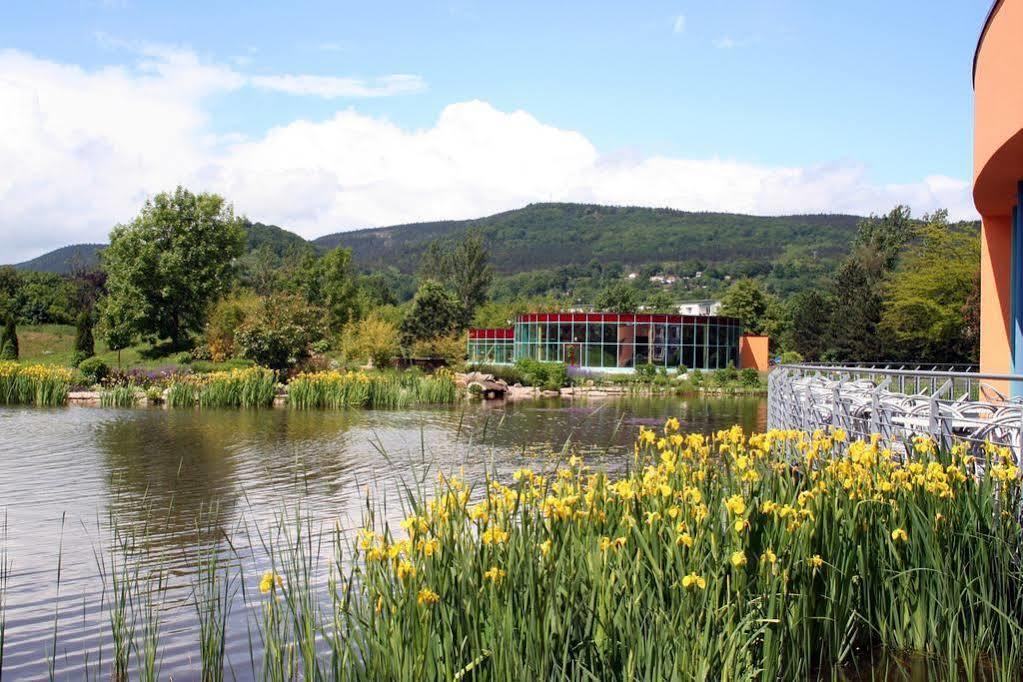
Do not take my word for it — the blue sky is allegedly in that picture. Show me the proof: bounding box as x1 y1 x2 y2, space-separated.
0 1 990 261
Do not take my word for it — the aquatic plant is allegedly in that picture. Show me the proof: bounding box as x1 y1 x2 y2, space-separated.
164 367 277 408
0 362 75 406
336 427 1023 679
286 370 457 410
99 383 142 408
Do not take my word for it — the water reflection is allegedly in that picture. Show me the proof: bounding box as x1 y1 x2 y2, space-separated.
0 396 764 679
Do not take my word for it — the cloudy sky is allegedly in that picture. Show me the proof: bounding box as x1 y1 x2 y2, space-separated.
0 1 987 263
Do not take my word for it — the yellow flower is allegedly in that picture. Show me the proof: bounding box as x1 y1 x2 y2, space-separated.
539 539 552 557
259 570 284 595
808 555 824 569
890 528 908 543
681 572 706 590
733 519 748 533
417 588 440 607
645 511 662 525
396 560 416 580
730 551 747 568
664 417 681 433
483 566 506 584
481 526 510 545
724 494 746 516
599 536 612 552
676 532 694 548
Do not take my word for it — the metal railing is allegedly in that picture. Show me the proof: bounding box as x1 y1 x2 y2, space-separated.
768 364 1023 463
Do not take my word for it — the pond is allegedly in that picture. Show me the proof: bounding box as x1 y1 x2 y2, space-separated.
0 396 765 680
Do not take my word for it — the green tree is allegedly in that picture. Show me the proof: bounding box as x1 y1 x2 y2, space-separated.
828 258 884 361
235 293 325 370
74 311 95 358
720 279 771 335
293 247 362 331
880 211 980 362
418 232 493 325
400 280 463 348
595 282 640 313
0 315 18 360
97 294 139 369
853 205 914 270
100 187 245 348
786 290 833 361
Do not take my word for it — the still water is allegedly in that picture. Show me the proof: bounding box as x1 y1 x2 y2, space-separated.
0 396 764 680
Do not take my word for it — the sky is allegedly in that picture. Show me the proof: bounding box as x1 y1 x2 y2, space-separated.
0 0 991 263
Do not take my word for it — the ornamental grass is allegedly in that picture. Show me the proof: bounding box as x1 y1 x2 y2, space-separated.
335 426 1023 680
0 361 75 406
287 370 457 409
164 367 277 408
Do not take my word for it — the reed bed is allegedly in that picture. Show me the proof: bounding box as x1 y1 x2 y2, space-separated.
0 361 75 406
287 370 457 410
99 383 142 408
164 367 277 408
336 426 1023 680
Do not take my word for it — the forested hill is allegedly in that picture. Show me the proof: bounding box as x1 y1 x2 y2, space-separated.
13 221 308 274
314 203 864 274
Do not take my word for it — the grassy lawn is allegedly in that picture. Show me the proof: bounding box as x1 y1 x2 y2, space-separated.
15 324 239 371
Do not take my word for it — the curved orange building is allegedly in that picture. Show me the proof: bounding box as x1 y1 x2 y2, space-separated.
975 0 1023 390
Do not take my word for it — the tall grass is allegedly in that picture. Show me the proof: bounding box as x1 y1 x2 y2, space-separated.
99 383 142 408
0 512 8 678
287 370 457 409
332 427 1023 680
165 367 277 409
0 362 75 406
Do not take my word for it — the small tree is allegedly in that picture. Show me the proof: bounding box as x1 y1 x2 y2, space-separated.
400 281 464 350
595 283 641 313
0 315 18 360
74 312 95 359
342 315 400 368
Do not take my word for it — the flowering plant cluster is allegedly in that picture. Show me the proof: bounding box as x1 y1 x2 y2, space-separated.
341 424 1023 679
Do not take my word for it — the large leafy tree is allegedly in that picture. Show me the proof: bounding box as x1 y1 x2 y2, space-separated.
880 211 979 362
720 279 772 335
294 246 361 331
99 187 244 348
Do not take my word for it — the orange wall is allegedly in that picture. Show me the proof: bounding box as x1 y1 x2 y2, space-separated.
739 335 769 372
974 0 1023 381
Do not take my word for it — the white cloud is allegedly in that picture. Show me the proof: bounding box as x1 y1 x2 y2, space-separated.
672 14 686 34
0 47 976 263
250 73 426 98
713 36 741 49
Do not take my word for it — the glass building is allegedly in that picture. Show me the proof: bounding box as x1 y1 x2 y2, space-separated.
468 312 742 371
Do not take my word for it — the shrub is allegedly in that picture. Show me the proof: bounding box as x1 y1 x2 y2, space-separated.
779 350 804 365
74 312 95 358
410 332 466 365
636 363 657 381
690 368 704 386
0 316 18 360
342 315 400 369
514 358 568 390
740 367 761 388
235 294 325 371
204 293 261 362
78 357 109 385
469 363 525 386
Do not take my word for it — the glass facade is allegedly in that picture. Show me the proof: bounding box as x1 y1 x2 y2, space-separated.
468 313 742 371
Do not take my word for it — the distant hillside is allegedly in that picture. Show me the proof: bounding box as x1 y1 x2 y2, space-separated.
14 243 105 273
13 222 309 274
314 203 864 274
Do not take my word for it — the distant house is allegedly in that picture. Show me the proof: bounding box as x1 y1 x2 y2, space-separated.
649 274 678 285
677 299 722 316
627 272 639 280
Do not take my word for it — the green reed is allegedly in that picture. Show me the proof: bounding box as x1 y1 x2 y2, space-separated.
0 512 8 679
100 384 142 408
166 367 277 409
193 507 235 682
0 362 75 407
287 370 458 410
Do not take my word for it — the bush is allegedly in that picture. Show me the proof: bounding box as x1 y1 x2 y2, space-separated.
342 315 400 368
78 357 109 385
471 363 525 385
779 350 804 365
74 312 95 358
740 367 761 388
204 293 261 362
0 316 18 360
410 332 466 365
636 363 657 381
235 294 326 371
70 350 90 368
514 358 568 390
690 368 704 387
